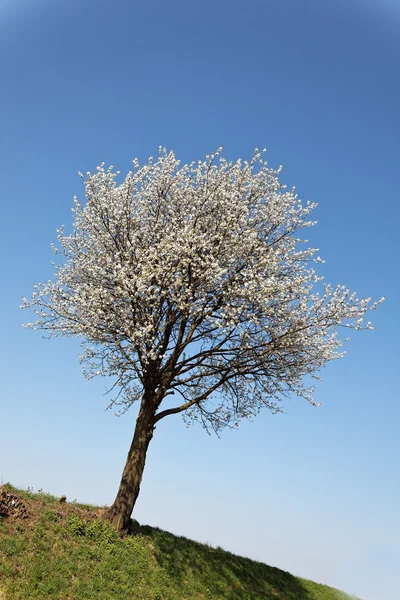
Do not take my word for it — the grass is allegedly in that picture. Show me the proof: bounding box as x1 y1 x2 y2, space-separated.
0 484 361 600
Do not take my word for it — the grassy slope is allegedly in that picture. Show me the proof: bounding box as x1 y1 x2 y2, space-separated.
0 485 360 600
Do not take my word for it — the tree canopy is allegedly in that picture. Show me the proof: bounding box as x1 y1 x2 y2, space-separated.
23 148 382 431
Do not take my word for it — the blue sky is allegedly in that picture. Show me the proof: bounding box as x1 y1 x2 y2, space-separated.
0 1 399 599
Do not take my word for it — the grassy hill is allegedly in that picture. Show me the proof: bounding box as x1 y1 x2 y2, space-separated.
0 484 360 600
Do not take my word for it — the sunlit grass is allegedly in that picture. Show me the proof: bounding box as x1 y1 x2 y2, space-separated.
0 484 361 600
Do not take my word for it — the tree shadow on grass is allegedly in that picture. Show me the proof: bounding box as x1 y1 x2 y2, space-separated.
139 524 313 600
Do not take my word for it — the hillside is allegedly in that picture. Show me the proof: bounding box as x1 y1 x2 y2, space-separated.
0 484 360 600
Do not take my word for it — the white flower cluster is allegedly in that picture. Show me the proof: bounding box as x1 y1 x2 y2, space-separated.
22 148 383 432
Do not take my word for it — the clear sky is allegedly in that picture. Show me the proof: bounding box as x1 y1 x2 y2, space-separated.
0 1 399 599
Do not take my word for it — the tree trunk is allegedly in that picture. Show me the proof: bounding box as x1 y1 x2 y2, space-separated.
101 397 156 533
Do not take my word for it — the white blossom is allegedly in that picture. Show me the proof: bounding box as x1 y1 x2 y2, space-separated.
22 148 383 432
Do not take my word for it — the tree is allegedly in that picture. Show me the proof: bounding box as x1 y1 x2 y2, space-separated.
23 148 383 532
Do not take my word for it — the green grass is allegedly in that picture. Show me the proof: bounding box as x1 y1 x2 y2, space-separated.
0 484 361 600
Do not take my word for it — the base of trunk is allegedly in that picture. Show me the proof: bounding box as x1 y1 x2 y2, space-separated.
101 505 132 533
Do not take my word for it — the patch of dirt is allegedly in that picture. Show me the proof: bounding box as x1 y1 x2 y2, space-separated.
0 486 102 532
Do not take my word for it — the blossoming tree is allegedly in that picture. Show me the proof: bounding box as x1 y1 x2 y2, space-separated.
23 148 382 532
